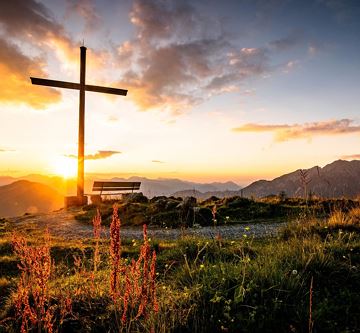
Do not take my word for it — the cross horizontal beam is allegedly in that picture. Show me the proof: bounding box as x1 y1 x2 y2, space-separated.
30 77 128 96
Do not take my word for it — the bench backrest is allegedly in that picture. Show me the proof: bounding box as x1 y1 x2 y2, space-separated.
92 181 141 193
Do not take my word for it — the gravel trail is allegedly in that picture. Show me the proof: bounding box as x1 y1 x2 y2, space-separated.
8 208 286 240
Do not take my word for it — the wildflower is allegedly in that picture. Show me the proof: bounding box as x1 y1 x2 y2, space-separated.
110 205 121 299
243 234 247 238
245 226 250 231
12 230 54 333
108 207 159 330
200 264 205 269
292 269 298 275
230 241 235 244
92 209 102 272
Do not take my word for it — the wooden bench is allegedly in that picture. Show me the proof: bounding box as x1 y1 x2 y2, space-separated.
92 181 141 195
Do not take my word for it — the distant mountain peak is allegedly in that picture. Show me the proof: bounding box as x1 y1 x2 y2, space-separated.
242 159 360 199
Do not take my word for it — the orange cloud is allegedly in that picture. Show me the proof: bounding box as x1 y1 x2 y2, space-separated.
232 123 289 132
232 119 360 141
0 0 107 76
65 150 121 160
0 38 61 108
340 154 360 160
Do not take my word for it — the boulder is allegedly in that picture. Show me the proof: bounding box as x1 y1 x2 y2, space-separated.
124 192 149 204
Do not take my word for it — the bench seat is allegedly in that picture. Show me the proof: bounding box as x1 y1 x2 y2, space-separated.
92 181 141 195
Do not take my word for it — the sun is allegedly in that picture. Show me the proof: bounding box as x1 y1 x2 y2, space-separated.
51 156 78 179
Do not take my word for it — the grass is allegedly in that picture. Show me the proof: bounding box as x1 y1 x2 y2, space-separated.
0 205 360 332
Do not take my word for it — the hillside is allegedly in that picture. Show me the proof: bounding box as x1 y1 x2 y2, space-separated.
0 176 16 187
0 180 63 217
242 159 360 198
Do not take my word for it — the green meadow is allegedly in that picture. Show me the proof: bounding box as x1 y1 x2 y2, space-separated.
0 199 359 332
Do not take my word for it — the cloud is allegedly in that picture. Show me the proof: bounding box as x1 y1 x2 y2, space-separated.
0 148 15 152
232 119 360 141
66 150 121 160
282 60 299 73
0 0 109 107
0 0 77 62
232 123 290 132
0 38 61 108
0 0 61 40
340 154 360 160
269 32 303 51
66 0 102 33
116 0 270 113
152 160 165 163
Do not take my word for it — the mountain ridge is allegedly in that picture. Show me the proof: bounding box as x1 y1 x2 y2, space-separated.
172 160 360 199
0 180 63 218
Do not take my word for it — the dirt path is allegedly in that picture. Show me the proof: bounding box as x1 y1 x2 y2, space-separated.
8 208 286 240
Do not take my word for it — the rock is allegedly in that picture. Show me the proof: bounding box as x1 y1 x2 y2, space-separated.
124 192 149 204
178 196 197 227
165 199 180 211
149 196 167 203
194 207 213 226
201 196 220 205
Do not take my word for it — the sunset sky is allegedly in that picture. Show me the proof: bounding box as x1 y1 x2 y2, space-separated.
0 0 359 185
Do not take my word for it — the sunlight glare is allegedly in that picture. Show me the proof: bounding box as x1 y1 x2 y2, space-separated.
52 156 77 179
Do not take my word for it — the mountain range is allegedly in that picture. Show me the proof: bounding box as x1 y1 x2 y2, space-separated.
1 159 359 217
173 160 360 199
242 159 360 199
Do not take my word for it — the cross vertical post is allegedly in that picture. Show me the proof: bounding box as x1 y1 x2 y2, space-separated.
77 46 86 198
30 46 128 207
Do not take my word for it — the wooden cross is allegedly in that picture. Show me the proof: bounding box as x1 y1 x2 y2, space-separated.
30 46 127 204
